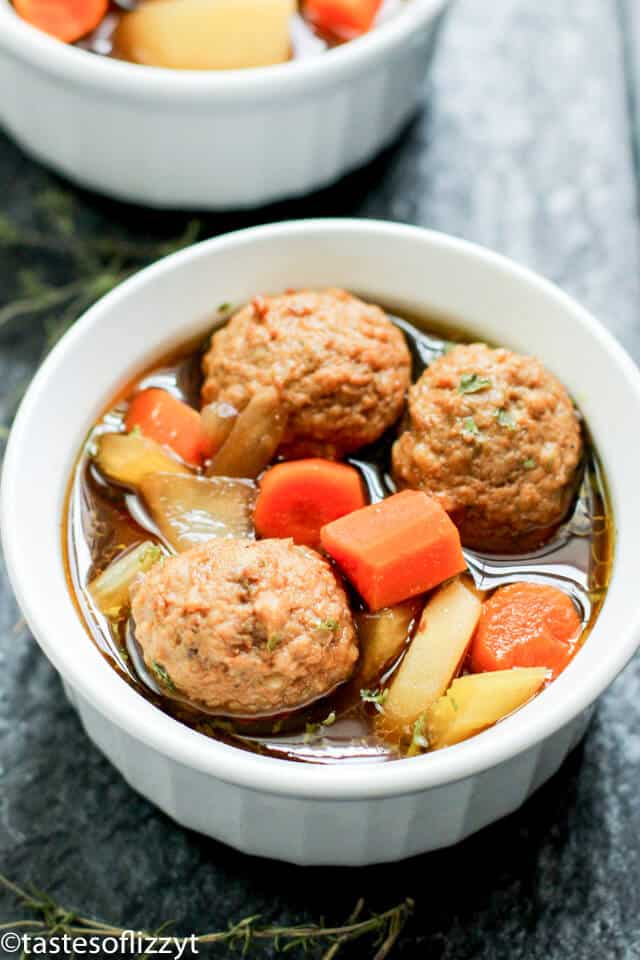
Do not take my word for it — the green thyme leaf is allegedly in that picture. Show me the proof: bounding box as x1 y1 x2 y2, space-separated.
152 661 176 693
217 302 232 313
458 373 491 394
523 458 536 470
267 633 282 652
495 408 516 429
315 618 339 633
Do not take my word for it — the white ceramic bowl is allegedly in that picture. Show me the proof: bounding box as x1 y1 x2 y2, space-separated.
3 219 640 865
0 0 446 209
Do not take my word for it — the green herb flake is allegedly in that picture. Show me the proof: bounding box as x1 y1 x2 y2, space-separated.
271 719 283 734
523 458 536 470
267 633 282 652
360 688 389 709
315 618 339 633
407 715 430 756
461 416 480 437
217 302 232 313
304 722 322 744
152 661 176 693
129 424 142 437
458 373 492 395
322 711 337 727
142 544 163 565
495 408 516 430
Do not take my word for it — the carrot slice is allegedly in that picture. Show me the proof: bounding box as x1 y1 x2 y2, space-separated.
14 0 108 42
470 582 582 679
320 489 467 611
124 388 213 468
254 458 367 548
304 0 383 39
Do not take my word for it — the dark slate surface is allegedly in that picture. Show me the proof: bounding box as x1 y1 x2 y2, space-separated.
2 0 640 957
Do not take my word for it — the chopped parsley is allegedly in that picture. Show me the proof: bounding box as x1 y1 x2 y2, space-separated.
458 373 491 395
322 711 337 727
315 618 339 633
152 661 176 693
495 408 516 429
217 302 232 313
408 715 430 755
304 722 322 743
360 688 389 710
129 424 142 437
461 416 480 437
523 458 536 470
267 633 282 652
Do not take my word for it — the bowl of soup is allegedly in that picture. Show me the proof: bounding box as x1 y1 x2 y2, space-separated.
3 219 640 865
0 0 447 209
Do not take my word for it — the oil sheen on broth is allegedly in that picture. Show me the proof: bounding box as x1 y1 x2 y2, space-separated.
64 306 613 765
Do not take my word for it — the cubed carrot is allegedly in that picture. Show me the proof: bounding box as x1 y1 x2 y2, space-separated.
304 0 383 39
124 388 213 468
320 490 467 611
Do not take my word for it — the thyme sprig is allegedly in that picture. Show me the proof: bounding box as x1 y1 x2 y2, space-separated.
0 872 414 958
0 192 202 437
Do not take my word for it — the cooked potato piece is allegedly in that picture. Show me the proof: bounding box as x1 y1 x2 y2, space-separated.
115 0 296 70
89 541 164 617
208 387 287 479
355 600 421 685
140 473 257 552
381 577 483 739
424 668 548 750
94 432 190 488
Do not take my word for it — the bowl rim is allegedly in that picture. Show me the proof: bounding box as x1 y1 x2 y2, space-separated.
3 218 640 801
0 0 447 100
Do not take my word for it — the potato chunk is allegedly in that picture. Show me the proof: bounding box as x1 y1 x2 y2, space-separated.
424 668 548 750
381 577 482 739
115 0 296 71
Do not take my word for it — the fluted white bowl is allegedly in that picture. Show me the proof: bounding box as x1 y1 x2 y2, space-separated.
3 219 640 865
0 0 446 209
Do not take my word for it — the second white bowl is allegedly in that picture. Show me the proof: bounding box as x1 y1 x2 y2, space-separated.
0 0 446 209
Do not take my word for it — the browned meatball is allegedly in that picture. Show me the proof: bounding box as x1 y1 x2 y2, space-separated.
130 538 358 716
202 289 411 458
392 343 583 552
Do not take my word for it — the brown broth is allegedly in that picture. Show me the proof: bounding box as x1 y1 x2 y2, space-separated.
63 308 614 765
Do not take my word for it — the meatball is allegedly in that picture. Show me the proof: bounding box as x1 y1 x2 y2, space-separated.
392 343 583 552
130 538 358 716
202 289 411 458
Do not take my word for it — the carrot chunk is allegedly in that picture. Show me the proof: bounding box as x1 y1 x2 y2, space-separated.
470 582 582 679
14 0 108 42
304 0 383 39
124 388 213 468
254 458 367 548
320 490 467 611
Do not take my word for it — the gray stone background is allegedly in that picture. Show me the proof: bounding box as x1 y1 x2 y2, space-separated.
2 0 640 956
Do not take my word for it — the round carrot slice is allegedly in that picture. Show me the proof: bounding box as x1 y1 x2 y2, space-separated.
254 458 367 549
470 582 582 679
14 0 109 43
